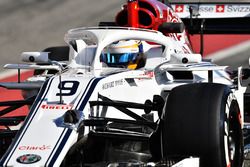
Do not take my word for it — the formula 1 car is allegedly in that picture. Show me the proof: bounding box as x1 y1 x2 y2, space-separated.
0 0 250 167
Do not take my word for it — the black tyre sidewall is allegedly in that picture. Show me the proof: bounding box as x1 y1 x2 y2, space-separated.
161 83 243 167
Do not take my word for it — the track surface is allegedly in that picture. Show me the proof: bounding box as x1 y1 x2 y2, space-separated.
0 72 33 123
0 0 122 71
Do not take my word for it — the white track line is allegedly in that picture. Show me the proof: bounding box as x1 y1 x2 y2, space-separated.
206 40 250 62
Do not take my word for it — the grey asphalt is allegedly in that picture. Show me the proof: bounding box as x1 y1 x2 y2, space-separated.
0 0 123 71
207 40 250 70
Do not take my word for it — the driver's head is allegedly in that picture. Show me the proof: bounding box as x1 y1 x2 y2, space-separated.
101 40 145 69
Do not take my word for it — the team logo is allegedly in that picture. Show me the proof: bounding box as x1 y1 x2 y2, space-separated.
175 5 184 13
216 5 225 13
41 104 73 110
16 154 41 164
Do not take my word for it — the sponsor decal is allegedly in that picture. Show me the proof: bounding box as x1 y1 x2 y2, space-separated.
16 154 41 164
175 5 184 13
18 145 51 151
216 5 225 13
227 5 250 13
139 71 154 78
41 104 73 110
172 3 250 18
198 6 214 12
102 79 123 90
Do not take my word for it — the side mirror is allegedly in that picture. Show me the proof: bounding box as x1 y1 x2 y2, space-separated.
21 52 50 63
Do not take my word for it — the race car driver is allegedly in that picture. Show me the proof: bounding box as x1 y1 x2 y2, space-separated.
101 40 146 69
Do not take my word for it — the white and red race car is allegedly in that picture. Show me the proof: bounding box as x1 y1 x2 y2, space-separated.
0 0 250 167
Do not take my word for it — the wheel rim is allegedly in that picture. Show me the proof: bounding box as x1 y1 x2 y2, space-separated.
225 101 243 167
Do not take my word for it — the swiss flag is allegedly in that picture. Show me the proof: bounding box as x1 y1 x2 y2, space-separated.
216 5 225 13
175 5 184 13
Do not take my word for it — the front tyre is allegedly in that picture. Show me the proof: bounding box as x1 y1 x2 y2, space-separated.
162 83 243 167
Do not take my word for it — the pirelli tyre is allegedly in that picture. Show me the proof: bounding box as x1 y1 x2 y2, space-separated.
162 83 243 167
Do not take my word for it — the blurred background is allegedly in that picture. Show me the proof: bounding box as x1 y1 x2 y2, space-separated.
0 0 123 71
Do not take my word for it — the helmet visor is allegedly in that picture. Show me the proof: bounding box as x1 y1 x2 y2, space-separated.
101 52 138 67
